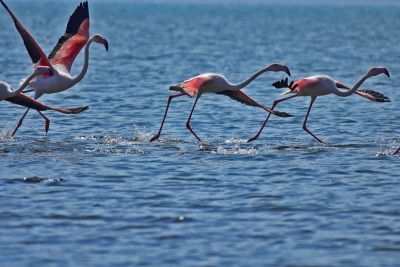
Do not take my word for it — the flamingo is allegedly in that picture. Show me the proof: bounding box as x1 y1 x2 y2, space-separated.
0 1 108 136
150 63 292 143
247 67 390 143
1 66 89 133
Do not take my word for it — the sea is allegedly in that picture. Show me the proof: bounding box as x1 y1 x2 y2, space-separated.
1 0 400 266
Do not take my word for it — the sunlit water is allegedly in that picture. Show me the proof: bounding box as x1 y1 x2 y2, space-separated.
1 1 400 266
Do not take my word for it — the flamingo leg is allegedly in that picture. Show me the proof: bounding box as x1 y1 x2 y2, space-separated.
22 89 34 94
11 108 30 137
150 94 184 142
247 95 297 142
302 98 324 144
393 146 400 156
36 110 50 133
186 97 202 143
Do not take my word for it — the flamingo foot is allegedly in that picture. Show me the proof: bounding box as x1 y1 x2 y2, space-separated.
150 135 160 142
393 146 400 156
247 135 259 143
44 120 50 133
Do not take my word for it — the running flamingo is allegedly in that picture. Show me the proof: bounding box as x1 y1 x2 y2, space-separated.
150 63 292 143
1 67 89 133
0 1 108 136
247 67 390 143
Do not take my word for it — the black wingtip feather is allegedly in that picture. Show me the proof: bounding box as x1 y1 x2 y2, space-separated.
48 1 90 60
357 90 391 102
67 106 90 114
273 110 294 118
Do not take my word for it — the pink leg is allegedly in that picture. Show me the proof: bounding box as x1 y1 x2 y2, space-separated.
302 98 324 144
393 146 400 156
186 97 202 143
150 94 184 142
247 95 297 142
22 89 34 94
11 108 30 137
36 110 50 133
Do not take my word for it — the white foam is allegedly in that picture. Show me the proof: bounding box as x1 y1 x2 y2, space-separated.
211 144 262 155
0 121 15 141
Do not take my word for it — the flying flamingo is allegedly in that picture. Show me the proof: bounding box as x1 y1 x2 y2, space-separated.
0 1 108 136
247 67 390 143
1 66 89 133
150 63 292 143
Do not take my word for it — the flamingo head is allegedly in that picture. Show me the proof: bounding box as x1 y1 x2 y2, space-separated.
92 34 109 51
34 66 54 77
368 67 390 78
268 63 291 76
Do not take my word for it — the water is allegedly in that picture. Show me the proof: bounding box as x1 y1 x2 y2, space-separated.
1 1 400 266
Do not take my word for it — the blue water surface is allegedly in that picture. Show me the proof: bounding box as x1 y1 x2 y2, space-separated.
1 1 400 266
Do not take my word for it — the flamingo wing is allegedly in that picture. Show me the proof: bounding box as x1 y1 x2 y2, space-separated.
5 93 90 114
0 0 52 71
216 90 261 108
216 90 292 117
180 76 213 97
292 78 319 91
48 1 90 72
5 93 51 111
334 80 390 102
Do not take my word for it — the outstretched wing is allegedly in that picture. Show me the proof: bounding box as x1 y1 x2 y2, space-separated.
216 90 260 107
216 90 292 118
334 80 391 102
48 1 90 72
6 93 90 114
0 0 53 72
5 93 50 111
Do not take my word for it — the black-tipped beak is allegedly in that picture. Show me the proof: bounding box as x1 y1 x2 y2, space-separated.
104 40 109 51
385 69 390 78
286 67 291 77
49 68 54 76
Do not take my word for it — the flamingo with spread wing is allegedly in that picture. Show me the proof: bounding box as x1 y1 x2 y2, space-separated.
150 63 292 143
1 67 89 132
247 67 390 143
0 1 108 136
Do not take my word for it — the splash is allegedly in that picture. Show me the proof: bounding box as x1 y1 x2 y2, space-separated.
132 125 153 142
0 121 15 141
211 144 262 155
224 137 248 144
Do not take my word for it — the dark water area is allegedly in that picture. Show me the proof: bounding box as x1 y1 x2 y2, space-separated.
1 1 400 266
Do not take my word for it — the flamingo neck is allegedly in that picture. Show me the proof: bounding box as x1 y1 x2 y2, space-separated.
333 73 373 97
71 37 94 86
9 72 38 97
229 66 275 90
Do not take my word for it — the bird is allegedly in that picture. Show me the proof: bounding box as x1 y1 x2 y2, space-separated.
0 0 108 136
150 63 293 143
247 67 390 143
1 66 89 133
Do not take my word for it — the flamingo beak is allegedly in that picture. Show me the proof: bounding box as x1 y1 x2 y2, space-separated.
285 67 291 77
104 40 109 51
384 69 390 78
49 68 54 76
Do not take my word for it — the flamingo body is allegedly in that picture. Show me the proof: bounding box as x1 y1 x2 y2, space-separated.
1 66 89 133
151 63 292 143
0 0 108 136
248 67 391 143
